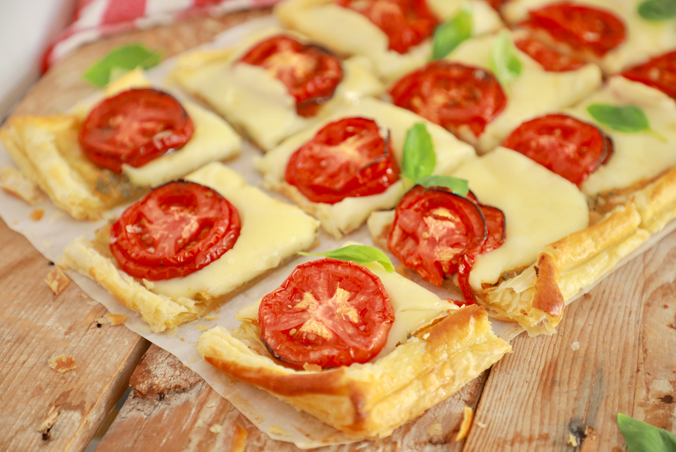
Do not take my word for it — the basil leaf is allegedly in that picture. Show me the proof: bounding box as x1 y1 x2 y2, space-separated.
490 29 523 87
587 103 666 141
618 413 676 452
300 245 395 273
402 123 436 181
431 6 472 60
416 175 469 196
638 0 676 21
83 44 162 87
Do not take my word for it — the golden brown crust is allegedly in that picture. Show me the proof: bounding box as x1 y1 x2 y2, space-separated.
198 304 510 438
531 252 564 321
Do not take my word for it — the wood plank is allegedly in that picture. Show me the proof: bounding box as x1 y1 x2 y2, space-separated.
0 218 149 452
97 345 487 452
462 229 676 451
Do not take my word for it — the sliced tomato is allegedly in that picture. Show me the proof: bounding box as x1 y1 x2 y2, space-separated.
389 61 507 138
79 88 194 174
240 35 343 117
258 258 394 368
110 180 241 281
502 113 613 186
515 36 586 72
336 0 439 54
523 2 626 57
284 117 400 204
622 51 676 100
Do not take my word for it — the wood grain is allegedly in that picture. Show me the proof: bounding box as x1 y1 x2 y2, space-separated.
0 218 149 452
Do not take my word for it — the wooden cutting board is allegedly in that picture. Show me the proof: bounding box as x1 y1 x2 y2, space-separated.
1 8 674 452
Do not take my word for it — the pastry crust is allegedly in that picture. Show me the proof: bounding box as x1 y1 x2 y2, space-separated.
169 26 384 151
62 162 320 333
0 70 241 220
199 277 511 438
257 98 476 238
275 0 504 82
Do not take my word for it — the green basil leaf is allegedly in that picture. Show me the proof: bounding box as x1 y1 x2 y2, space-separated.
490 29 523 87
402 123 436 181
415 175 469 196
83 44 162 87
618 413 676 452
638 0 676 21
300 245 395 273
431 6 472 60
586 103 666 141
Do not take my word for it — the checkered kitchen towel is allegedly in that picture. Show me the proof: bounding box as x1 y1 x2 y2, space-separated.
43 0 283 72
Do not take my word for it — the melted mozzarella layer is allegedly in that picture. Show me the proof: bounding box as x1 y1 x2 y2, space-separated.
502 0 676 74
566 77 676 197
148 162 319 299
275 0 503 82
450 147 589 290
447 31 602 153
170 27 383 150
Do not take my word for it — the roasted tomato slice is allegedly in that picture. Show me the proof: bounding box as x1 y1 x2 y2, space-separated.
110 180 241 281
79 88 194 174
502 113 613 186
389 61 507 138
259 258 394 368
622 51 676 100
285 117 400 204
522 2 626 57
388 186 505 304
240 35 343 117
515 36 586 72
336 0 439 54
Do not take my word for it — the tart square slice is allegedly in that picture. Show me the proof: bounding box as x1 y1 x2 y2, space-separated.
62 162 319 333
0 70 241 220
389 28 602 154
501 0 676 74
256 98 476 238
275 0 504 82
169 27 384 151
198 245 510 438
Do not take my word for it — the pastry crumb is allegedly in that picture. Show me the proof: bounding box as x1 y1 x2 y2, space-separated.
189 357 196 362
38 407 59 435
48 354 77 373
231 424 248 452
269 425 289 436
571 341 580 351
476 421 487 429
456 406 474 441
302 363 322 372
30 209 44 221
196 325 209 332
196 419 205 428
567 433 579 447
0 166 42 205
209 424 222 433
45 267 70 295
204 315 218 320
428 422 443 436
104 314 127 325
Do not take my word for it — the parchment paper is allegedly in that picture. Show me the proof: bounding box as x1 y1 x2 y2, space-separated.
1 16 673 449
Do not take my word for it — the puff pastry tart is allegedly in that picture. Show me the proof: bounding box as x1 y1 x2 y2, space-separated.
275 0 504 82
0 70 241 220
500 0 676 74
198 249 511 438
368 147 590 333
389 29 602 154
257 98 476 238
169 27 384 151
62 162 319 333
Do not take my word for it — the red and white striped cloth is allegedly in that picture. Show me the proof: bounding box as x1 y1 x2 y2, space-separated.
42 0 283 72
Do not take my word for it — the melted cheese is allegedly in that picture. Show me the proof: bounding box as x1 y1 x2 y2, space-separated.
566 77 676 197
275 0 503 82
70 69 241 187
170 27 384 150
447 30 602 153
235 247 457 359
449 147 589 290
256 98 476 237
148 162 319 300
503 0 676 74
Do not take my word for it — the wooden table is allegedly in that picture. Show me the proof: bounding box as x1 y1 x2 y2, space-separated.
1 10 675 452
